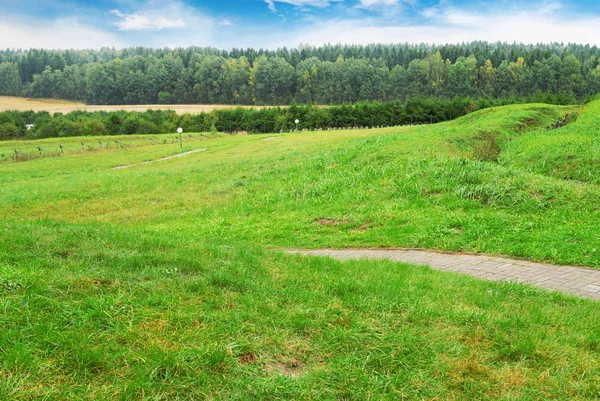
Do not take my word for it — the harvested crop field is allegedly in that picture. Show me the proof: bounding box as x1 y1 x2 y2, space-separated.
0 96 271 114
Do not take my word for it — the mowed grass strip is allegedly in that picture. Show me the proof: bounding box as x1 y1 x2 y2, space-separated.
1 221 600 400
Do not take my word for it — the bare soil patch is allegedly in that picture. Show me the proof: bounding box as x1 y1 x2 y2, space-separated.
316 218 347 226
264 359 306 377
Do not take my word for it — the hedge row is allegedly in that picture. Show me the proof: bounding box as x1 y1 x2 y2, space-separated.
0 95 575 141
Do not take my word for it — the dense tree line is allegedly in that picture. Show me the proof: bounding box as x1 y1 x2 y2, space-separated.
1 43 600 105
0 96 568 141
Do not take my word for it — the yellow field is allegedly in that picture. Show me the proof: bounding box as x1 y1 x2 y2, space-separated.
0 96 270 114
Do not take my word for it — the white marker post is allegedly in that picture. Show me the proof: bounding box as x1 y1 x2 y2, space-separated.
177 127 183 149
295 119 299 133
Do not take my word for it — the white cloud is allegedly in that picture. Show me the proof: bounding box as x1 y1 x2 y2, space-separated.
538 1 564 14
265 0 343 13
110 9 185 31
2 0 599 51
358 0 400 8
110 0 211 32
266 2 600 48
0 16 123 49
0 0 215 50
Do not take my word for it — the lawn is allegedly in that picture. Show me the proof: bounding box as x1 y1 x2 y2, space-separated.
1 101 600 399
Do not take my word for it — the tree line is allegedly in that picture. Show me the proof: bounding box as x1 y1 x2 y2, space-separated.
1 97 548 141
1 42 599 105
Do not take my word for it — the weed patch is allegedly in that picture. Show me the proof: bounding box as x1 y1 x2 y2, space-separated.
473 130 501 162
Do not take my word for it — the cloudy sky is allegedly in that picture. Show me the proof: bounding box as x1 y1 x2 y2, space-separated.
1 0 599 50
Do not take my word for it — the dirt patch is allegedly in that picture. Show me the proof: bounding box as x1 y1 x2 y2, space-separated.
546 113 578 130
239 352 258 365
316 218 347 226
0 280 23 294
264 359 306 377
74 277 118 289
353 223 370 232
515 118 539 133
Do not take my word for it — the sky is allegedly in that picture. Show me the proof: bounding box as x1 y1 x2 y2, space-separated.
1 0 600 50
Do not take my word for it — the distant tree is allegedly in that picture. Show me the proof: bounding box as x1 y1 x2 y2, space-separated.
194 55 227 103
389 65 408 101
250 56 295 105
532 58 557 93
426 51 448 97
406 59 429 98
447 58 473 97
295 57 321 103
314 58 344 104
85 63 122 105
478 59 496 98
588 65 600 96
0 63 22 96
4 42 600 105
221 56 252 104
29 67 56 98
559 55 584 97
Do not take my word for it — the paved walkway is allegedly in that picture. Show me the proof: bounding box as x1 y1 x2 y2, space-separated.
112 148 206 169
287 249 600 300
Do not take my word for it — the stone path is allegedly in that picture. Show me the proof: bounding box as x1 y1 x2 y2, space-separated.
112 148 206 169
287 249 600 300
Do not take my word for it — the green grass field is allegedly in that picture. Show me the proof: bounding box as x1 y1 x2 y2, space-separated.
2 101 600 399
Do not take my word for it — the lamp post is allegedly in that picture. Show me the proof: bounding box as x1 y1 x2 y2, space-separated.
177 127 183 149
295 119 299 133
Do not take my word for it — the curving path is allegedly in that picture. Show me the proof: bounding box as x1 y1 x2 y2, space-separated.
286 249 600 300
112 148 206 169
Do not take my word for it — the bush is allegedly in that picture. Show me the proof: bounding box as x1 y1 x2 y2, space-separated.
0 122 19 140
0 96 575 141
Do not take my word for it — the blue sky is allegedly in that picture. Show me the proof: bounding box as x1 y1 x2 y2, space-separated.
1 0 600 49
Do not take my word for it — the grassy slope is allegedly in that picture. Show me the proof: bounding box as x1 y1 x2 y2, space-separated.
2 102 597 266
501 100 600 185
2 102 600 399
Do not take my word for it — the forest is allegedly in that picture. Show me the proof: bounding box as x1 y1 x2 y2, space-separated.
1 42 600 105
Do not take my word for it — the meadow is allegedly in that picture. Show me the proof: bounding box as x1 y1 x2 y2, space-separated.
1 100 600 399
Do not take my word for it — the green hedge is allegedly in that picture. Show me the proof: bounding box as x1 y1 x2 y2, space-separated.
0 96 575 141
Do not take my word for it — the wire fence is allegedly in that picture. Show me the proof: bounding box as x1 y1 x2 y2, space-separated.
1 122 421 163
1 133 212 163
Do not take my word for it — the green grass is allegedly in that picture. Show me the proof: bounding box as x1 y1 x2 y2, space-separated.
2 101 600 399
501 100 600 185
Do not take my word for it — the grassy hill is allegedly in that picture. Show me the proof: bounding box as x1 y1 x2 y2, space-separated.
501 100 600 185
2 101 600 399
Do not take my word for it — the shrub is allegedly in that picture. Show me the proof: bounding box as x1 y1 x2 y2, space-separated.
0 122 19 140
